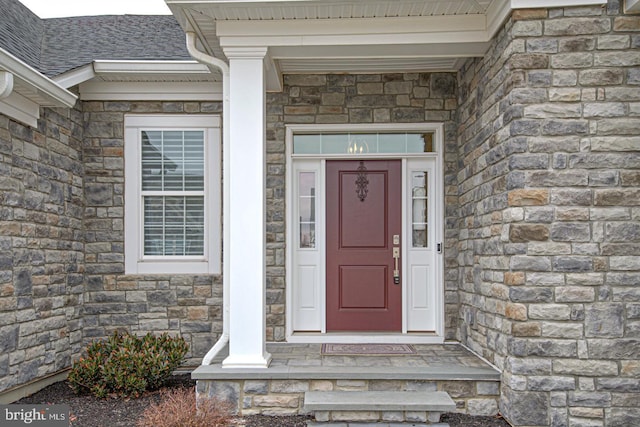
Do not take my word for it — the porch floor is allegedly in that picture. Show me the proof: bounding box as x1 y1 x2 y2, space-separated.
192 342 500 381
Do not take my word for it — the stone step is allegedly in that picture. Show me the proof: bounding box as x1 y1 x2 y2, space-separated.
304 391 456 424
304 391 456 412
307 423 450 427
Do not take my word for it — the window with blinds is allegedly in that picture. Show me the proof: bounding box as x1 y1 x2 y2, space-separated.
140 130 205 256
124 115 221 275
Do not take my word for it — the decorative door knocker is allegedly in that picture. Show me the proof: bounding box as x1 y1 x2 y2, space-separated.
355 161 369 202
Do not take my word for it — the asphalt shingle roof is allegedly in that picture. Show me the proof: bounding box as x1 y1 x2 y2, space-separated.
40 15 191 77
0 0 190 78
0 0 45 70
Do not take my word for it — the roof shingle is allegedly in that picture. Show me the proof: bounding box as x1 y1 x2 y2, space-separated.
40 15 190 77
0 0 190 78
0 0 45 70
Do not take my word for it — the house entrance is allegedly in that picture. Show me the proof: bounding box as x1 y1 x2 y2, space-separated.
326 160 402 331
287 125 444 341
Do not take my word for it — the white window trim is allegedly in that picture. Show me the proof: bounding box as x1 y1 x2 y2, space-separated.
124 114 221 275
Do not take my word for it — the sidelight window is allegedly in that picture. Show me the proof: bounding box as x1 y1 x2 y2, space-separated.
411 171 428 248
298 172 316 249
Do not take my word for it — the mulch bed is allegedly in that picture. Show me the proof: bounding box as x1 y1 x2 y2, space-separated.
16 374 510 427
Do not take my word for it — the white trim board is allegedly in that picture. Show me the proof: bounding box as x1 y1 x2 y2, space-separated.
79 81 223 101
0 48 77 108
511 0 606 7
287 333 445 344
0 92 40 128
52 60 222 101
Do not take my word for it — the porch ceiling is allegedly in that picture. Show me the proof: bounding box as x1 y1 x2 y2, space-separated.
168 0 496 20
166 0 606 89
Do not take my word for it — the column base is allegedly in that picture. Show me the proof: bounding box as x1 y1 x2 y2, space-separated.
222 351 272 369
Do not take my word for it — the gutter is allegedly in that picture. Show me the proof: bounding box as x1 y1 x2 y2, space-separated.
0 48 77 108
185 31 231 366
0 72 13 99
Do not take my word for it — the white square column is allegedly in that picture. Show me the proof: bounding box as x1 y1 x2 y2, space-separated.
222 47 271 368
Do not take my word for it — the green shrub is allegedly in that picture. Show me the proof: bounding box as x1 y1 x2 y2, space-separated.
68 331 189 398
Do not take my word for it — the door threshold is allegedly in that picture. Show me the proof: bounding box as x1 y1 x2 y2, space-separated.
286 332 444 344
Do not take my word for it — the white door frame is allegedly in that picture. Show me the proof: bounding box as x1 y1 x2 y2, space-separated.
285 123 445 343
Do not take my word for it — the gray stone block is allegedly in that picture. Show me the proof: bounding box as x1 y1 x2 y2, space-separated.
545 18 610 36
606 408 640 427
13 269 32 296
568 391 611 407
585 304 624 337
502 389 549 426
553 256 593 272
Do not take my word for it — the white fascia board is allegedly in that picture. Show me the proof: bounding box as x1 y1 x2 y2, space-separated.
78 81 223 101
92 60 212 74
486 0 511 38
625 0 640 12
52 64 96 89
269 43 491 60
0 48 77 108
216 14 486 38
167 0 316 5
0 92 39 128
217 15 489 48
220 30 489 49
510 0 606 7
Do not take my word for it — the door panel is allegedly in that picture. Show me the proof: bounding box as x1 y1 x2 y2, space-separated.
326 160 402 331
340 266 387 308
339 172 387 248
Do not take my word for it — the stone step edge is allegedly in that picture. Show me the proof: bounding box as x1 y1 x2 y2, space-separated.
306 423 451 427
303 391 456 412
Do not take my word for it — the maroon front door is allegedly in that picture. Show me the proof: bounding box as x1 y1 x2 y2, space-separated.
326 159 402 331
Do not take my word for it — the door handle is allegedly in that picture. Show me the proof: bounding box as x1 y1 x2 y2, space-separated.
393 247 400 285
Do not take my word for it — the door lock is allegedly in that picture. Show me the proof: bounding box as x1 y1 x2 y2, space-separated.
393 247 400 285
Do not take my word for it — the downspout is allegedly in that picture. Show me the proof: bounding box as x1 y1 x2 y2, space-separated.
0 71 14 99
185 31 231 365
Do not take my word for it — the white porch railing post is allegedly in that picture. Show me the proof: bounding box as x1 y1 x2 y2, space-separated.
222 46 271 368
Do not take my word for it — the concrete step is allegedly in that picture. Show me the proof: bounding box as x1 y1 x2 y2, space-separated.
304 391 456 424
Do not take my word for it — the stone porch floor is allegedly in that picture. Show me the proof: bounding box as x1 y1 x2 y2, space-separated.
193 343 502 417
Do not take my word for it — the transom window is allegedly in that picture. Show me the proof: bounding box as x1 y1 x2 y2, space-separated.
293 132 434 155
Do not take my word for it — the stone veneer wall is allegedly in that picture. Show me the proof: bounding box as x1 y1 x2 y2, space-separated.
82 101 224 364
0 107 85 392
457 2 640 426
198 378 500 417
265 73 460 341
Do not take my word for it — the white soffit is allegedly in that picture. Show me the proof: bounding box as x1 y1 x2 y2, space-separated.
167 0 607 84
278 57 468 73
0 48 77 108
53 60 223 101
178 0 492 20
168 0 606 21
0 47 77 127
